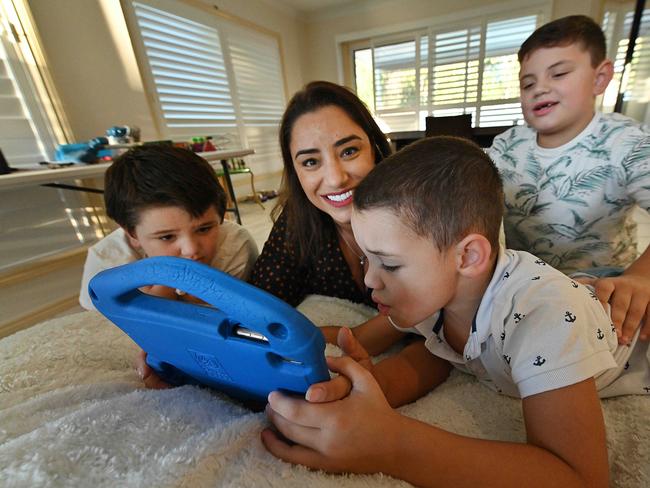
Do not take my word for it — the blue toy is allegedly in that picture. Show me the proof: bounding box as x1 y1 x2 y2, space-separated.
55 137 112 163
88 256 329 402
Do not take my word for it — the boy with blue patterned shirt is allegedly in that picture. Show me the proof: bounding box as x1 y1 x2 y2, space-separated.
487 15 650 346
262 137 649 487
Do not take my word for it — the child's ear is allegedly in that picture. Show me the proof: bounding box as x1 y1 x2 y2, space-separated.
454 233 493 277
125 227 142 250
593 59 614 96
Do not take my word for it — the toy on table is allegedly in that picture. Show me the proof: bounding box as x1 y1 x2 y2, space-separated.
88 256 329 402
54 125 142 164
54 137 113 163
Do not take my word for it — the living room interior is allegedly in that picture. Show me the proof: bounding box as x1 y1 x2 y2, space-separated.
1 0 648 335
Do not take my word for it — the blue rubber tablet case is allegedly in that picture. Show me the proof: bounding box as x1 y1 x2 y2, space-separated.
88 256 329 402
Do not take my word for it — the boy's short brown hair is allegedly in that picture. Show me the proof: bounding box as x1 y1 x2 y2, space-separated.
518 15 606 67
104 145 227 233
353 136 504 251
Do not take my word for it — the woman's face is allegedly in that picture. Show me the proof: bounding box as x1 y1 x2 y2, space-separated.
290 105 375 227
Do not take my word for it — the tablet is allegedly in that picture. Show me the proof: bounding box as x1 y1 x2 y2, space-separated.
88 256 329 402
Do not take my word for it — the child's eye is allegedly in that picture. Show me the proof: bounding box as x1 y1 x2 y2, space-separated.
341 146 359 158
158 234 175 241
521 82 534 90
196 225 215 234
552 71 568 79
381 264 401 272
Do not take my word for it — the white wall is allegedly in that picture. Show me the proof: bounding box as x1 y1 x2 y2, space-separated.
28 0 306 142
0 0 306 334
300 0 603 84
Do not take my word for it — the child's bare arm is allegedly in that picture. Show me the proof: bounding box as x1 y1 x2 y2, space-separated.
372 339 451 407
263 359 608 488
321 314 404 355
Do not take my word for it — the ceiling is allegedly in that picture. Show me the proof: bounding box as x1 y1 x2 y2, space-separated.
278 0 363 13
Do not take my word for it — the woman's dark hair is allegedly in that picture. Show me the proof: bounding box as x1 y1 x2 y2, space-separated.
105 144 227 232
275 81 391 264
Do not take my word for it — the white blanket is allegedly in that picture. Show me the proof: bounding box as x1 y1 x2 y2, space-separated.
1 295 648 487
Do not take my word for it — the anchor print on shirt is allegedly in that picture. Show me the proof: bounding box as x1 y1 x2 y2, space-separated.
570 280 579 288
596 328 605 340
644 386 650 394
513 313 526 324
531 276 541 281
533 355 546 366
502 271 511 280
534 259 547 266
565 311 577 323
503 354 512 365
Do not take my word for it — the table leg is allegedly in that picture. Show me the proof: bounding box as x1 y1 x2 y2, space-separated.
220 159 242 224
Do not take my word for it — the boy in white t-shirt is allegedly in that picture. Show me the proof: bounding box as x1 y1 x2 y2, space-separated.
262 136 649 487
79 145 258 387
487 15 650 346
79 144 258 311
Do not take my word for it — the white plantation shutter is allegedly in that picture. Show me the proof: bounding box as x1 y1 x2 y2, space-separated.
478 15 537 126
133 2 239 143
130 0 286 171
354 10 542 130
601 8 650 113
430 26 480 121
373 39 420 131
0 9 49 166
225 26 285 172
616 9 649 105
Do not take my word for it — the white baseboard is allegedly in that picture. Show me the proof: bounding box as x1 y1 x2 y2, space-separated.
0 294 80 339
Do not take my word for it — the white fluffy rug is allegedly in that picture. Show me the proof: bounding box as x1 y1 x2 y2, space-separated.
0 295 648 487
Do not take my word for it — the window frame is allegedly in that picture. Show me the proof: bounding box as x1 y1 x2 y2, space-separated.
341 0 551 131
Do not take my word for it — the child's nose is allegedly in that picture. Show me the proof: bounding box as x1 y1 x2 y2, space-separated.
364 264 382 290
180 238 200 259
533 81 550 96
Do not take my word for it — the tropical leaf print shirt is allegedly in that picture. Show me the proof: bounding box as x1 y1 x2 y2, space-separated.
488 112 650 273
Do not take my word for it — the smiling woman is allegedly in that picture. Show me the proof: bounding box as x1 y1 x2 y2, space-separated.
249 81 390 308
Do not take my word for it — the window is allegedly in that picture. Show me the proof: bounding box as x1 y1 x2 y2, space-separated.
128 0 286 172
352 8 544 131
0 1 63 166
600 5 650 117
0 1 105 272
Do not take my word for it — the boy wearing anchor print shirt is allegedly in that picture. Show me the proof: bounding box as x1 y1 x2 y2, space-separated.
486 15 650 347
262 137 649 487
